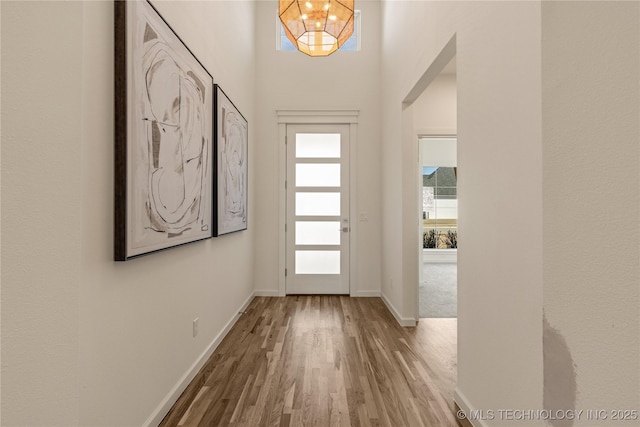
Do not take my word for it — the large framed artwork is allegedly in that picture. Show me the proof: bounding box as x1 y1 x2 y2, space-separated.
214 85 248 236
114 0 214 260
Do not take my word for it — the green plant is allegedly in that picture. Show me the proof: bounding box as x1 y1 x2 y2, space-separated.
423 229 439 248
446 230 458 249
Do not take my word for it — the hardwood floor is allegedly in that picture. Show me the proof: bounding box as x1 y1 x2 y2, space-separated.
159 296 462 427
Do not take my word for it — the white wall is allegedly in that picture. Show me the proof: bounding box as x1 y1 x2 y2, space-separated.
414 73 457 136
253 0 382 297
2 1 256 425
2 3 83 424
384 1 640 425
542 2 640 423
382 1 544 422
0 7 3 422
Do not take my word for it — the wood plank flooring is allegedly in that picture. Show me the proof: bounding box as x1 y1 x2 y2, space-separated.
159 296 462 427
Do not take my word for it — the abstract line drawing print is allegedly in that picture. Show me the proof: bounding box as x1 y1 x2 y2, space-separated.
221 105 247 228
119 0 213 259
141 27 208 235
214 86 248 236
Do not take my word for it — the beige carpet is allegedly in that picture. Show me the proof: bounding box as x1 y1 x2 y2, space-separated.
420 263 457 318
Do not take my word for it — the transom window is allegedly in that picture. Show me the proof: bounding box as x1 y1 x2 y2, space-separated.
277 10 361 52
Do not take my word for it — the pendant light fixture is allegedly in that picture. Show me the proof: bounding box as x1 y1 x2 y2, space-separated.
279 0 355 57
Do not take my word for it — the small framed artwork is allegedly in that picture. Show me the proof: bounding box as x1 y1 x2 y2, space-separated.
214 85 248 236
114 0 214 260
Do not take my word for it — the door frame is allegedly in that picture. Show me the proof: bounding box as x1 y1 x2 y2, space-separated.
276 110 359 296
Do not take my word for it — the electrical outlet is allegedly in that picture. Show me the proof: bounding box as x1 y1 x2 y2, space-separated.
193 318 199 337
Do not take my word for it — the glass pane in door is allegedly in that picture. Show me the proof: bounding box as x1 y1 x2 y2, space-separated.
296 221 341 245
296 133 341 158
296 163 340 187
295 192 340 216
295 250 340 274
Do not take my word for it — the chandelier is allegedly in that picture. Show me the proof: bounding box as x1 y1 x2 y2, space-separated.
279 0 355 57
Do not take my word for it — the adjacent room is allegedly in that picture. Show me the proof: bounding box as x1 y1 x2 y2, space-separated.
420 137 458 319
411 59 458 320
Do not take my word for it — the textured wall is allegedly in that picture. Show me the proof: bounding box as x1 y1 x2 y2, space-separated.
2 1 256 425
253 0 383 297
542 2 640 424
2 2 83 424
382 1 544 422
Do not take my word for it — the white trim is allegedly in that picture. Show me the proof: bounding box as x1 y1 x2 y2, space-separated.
454 388 489 427
278 121 287 296
276 110 359 297
416 129 457 138
423 249 458 264
354 10 362 51
276 110 359 124
275 12 282 50
348 122 358 297
254 290 280 297
354 291 381 297
381 292 417 327
143 292 256 427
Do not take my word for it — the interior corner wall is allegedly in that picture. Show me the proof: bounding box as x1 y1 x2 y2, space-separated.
402 72 458 325
2 1 256 426
412 73 457 135
542 1 640 421
382 1 543 422
253 0 382 297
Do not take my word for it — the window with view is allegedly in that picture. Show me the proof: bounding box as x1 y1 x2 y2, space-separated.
423 166 457 249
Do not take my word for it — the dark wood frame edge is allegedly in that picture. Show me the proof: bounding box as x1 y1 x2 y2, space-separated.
114 0 217 261
114 0 128 261
212 84 249 237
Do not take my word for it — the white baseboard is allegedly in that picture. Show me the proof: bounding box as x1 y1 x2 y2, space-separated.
254 290 280 297
353 290 381 297
454 387 489 427
143 291 256 427
255 290 381 297
380 292 417 327
423 249 457 264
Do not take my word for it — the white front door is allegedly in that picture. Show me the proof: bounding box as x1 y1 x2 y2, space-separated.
285 124 350 294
